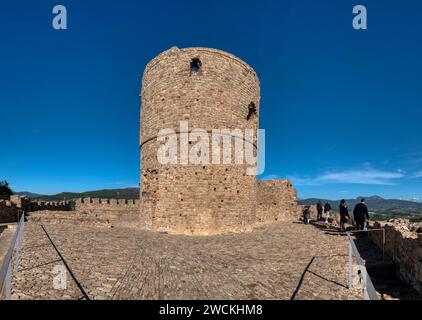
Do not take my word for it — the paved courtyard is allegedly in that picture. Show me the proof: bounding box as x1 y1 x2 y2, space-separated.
12 219 362 300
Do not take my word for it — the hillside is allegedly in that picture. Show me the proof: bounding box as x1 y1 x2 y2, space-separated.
299 196 422 216
32 188 140 201
14 191 45 198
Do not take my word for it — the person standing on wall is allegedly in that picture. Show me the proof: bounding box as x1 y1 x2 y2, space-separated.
324 201 332 224
339 199 350 232
316 200 323 221
353 198 370 231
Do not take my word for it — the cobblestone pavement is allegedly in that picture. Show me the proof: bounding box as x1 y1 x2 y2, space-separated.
12 220 362 300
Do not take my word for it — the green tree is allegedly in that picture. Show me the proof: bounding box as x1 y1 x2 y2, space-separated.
0 180 13 200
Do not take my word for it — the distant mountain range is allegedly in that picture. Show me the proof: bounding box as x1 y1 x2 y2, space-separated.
14 191 45 198
16 188 139 201
299 195 422 215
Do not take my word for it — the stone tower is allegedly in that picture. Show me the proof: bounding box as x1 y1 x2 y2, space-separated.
139 47 260 235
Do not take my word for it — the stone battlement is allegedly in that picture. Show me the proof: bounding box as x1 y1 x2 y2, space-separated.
30 200 71 211
369 220 422 295
10 195 31 212
27 198 141 229
0 196 32 223
73 198 140 228
75 198 139 209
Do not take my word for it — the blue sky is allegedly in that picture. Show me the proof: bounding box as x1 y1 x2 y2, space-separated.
0 0 421 199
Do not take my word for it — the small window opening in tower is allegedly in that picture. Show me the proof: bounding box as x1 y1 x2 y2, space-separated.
247 102 257 120
190 58 202 73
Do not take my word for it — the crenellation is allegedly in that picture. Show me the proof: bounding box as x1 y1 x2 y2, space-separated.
74 198 138 211
28 197 141 229
30 200 71 212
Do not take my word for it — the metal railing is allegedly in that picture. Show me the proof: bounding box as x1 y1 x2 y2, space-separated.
346 228 385 300
0 211 25 300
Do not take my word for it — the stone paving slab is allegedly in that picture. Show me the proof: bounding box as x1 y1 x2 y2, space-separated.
12 220 362 300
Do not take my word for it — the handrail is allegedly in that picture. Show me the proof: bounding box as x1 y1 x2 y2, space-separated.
347 230 383 301
0 211 25 300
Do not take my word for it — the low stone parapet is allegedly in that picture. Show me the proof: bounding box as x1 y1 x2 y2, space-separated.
369 220 422 295
28 206 139 229
28 210 114 228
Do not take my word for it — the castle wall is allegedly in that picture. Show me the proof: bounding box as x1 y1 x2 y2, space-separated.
10 195 31 212
0 196 32 224
256 180 300 223
27 198 140 229
369 220 422 295
74 198 139 228
74 198 139 211
28 210 114 228
0 200 19 224
8 195 72 212
140 47 260 235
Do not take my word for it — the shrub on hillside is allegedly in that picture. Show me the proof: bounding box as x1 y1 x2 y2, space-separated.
0 180 13 200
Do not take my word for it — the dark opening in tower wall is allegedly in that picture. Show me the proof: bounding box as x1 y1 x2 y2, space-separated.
247 102 257 120
190 58 202 73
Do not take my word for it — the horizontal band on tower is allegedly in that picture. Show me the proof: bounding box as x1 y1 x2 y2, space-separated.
140 130 258 149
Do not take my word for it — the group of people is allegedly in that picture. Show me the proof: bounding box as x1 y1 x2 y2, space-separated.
302 198 370 232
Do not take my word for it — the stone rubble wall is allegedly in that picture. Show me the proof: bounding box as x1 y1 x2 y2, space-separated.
369 220 422 295
256 180 301 223
0 200 19 224
10 195 31 212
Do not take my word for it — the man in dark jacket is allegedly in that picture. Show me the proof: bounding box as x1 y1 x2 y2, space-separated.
353 198 369 230
316 201 323 221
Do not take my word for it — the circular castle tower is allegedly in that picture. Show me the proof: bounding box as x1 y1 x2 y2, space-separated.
140 47 260 235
